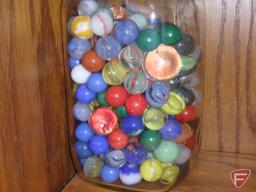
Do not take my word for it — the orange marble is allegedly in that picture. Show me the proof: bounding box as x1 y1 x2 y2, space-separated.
144 44 181 80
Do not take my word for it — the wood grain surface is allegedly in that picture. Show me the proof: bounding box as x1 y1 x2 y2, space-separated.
0 0 74 192
191 0 256 154
62 151 256 192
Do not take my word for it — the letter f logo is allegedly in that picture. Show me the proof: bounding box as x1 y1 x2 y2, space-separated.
230 169 251 189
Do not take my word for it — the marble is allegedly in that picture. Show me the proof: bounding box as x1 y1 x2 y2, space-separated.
140 130 161 151
83 156 104 178
140 159 163 182
105 150 126 168
119 163 142 185
124 70 149 94
102 61 129 85
142 108 167 130
73 102 91 122
153 140 180 163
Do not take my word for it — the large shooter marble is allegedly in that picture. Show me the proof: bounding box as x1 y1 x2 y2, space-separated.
143 44 182 80
89 107 117 135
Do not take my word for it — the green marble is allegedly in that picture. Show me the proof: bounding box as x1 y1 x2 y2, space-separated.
137 28 160 52
160 23 182 45
181 56 197 71
140 130 161 151
96 92 109 107
153 140 180 163
114 105 128 118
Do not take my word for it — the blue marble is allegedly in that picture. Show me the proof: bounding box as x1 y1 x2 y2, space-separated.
119 163 141 186
145 82 170 107
100 165 119 183
75 141 93 159
114 19 139 45
159 119 182 140
89 135 109 155
73 102 91 121
120 163 140 174
67 37 91 59
69 56 80 68
121 115 144 137
75 122 94 142
95 36 121 60
75 84 96 104
104 150 127 168
86 73 108 93
125 142 147 164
